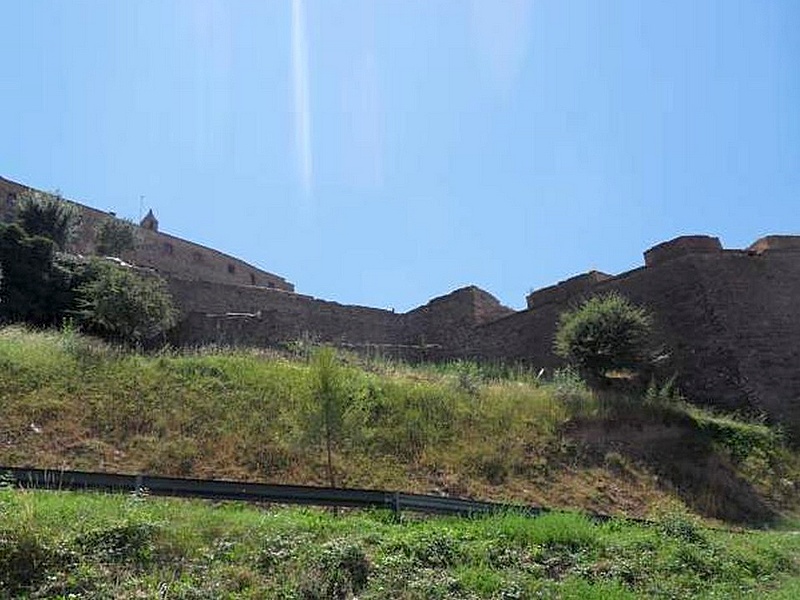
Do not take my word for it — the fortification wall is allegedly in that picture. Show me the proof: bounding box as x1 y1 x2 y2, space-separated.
0 176 293 291
467 242 800 438
168 279 404 348
134 227 292 290
643 234 722 266
747 235 800 254
402 286 513 348
168 281 513 361
688 250 800 438
470 253 755 408
526 270 612 309
166 235 800 438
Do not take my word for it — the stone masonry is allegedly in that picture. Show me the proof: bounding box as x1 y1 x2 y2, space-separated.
0 176 293 291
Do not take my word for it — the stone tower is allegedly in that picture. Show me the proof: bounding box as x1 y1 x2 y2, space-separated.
140 209 158 232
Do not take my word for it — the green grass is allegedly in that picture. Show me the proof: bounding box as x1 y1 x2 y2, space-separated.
1 325 799 525
0 488 798 599
0 326 571 485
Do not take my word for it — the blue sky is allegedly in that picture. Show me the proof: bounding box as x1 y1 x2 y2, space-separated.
2 1 798 311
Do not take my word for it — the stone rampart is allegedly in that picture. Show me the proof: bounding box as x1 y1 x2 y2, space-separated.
168 279 404 349
402 286 513 348
526 270 613 309
168 281 512 360
0 176 293 291
747 235 800 255
643 235 722 267
470 256 744 406
134 227 291 289
466 242 800 438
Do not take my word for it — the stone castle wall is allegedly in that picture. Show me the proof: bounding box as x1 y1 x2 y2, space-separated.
471 253 745 405
168 279 404 349
402 286 515 349
525 270 613 309
463 240 800 438
170 239 800 439
133 227 292 290
0 176 293 291
643 234 723 266
167 280 513 362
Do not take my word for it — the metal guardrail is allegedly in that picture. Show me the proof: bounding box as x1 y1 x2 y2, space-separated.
0 466 551 518
4 467 759 534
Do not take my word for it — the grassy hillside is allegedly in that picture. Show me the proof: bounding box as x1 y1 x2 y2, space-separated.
1 489 799 599
1 325 798 525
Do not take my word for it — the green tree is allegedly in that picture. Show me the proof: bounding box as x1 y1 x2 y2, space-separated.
0 223 73 325
16 190 78 250
95 217 137 257
308 347 349 489
75 260 177 345
554 292 654 385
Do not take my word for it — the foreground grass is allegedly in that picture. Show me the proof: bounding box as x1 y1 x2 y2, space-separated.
1 488 799 599
1 325 798 524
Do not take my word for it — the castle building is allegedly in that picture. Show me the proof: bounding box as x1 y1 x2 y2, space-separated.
0 176 293 291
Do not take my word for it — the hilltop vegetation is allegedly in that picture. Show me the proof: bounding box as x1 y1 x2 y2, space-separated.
0 194 176 343
1 325 798 526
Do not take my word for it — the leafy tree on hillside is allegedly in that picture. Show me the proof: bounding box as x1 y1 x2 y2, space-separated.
95 217 137 257
554 292 654 385
16 190 78 250
308 347 350 489
75 260 177 345
0 223 73 325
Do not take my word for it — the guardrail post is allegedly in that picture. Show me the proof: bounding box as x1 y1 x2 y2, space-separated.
135 473 143 495
392 491 401 520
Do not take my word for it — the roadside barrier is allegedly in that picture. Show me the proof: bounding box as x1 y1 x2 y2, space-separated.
1 466 552 519
3 467 755 532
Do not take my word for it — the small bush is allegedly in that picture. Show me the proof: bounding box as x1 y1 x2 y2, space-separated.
389 529 462 569
549 367 592 413
78 520 159 565
300 539 370 600
554 292 654 385
644 375 682 406
657 512 707 545
0 530 70 595
256 533 303 574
